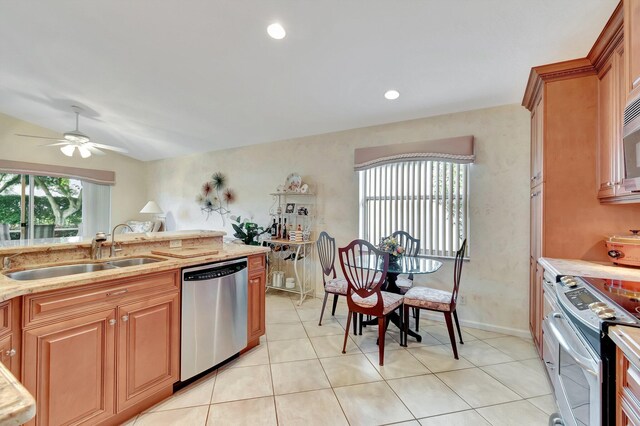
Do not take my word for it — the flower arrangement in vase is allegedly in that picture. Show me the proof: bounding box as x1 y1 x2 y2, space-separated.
196 172 235 224
378 236 405 263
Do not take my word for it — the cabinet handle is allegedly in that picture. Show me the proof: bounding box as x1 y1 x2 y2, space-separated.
606 182 613 187
634 76 640 87
121 315 129 322
531 176 536 181
5 349 16 357
106 289 128 297
109 319 117 326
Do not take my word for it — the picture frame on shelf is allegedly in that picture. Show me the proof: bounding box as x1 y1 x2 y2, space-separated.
285 203 296 214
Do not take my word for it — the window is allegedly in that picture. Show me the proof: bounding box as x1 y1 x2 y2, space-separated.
0 173 111 240
358 160 469 258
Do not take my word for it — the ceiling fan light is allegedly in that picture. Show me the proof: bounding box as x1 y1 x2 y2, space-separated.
78 146 92 158
60 145 76 157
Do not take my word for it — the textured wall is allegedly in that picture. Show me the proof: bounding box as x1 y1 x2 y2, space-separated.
148 104 531 335
0 112 149 229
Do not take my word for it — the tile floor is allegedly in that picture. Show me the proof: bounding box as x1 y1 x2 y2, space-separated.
122 292 556 425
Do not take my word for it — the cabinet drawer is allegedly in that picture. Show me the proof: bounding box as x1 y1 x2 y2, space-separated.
628 363 640 404
248 254 265 272
23 271 179 328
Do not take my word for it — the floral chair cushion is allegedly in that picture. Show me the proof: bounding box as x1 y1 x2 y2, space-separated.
352 291 403 314
324 278 348 295
403 286 453 312
395 277 413 294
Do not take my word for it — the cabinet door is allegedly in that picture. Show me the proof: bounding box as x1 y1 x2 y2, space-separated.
0 334 19 378
625 0 640 101
534 265 544 354
23 309 116 426
117 292 179 411
617 43 633 197
598 53 617 198
530 186 543 261
530 96 544 188
248 272 266 342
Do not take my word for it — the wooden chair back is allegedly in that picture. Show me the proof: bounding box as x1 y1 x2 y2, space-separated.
391 230 420 279
316 231 338 286
450 239 467 308
339 239 389 316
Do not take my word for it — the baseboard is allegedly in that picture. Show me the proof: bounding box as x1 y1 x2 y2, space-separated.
417 310 531 339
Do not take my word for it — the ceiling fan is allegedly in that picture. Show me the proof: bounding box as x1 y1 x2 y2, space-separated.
16 106 128 158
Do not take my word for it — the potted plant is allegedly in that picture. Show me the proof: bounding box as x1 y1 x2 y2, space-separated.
231 216 269 245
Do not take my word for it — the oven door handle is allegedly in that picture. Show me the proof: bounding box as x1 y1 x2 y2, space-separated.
547 312 598 377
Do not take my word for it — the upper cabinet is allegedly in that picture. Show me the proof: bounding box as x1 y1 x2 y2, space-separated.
625 0 640 101
531 95 544 188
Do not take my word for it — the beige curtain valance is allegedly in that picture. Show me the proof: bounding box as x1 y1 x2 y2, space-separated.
0 160 116 185
354 135 475 171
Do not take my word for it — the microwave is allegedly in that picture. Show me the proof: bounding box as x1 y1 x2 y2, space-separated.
623 96 640 191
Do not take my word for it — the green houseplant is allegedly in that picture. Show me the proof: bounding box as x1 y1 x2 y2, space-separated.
231 216 268 245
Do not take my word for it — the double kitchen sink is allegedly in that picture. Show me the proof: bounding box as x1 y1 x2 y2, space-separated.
5 257 164 281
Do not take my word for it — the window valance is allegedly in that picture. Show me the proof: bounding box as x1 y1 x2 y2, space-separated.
0 160 116 185
353 135 475 171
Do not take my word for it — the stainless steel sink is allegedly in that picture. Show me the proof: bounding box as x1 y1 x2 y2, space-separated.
107 257 163 267
5 257 164 281
6 263 118 281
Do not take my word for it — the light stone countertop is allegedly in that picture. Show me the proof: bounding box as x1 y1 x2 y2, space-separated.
539 257 640 281
0 243 269 302
0 361 35 425
0 230 226 255
0 242 268 424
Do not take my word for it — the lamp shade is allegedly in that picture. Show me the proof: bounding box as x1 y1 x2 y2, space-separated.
140 200 164 214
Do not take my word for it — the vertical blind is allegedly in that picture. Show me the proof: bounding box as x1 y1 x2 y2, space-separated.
359 160 469 258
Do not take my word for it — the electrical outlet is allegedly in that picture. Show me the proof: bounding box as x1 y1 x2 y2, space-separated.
459 295 466 305
169 240 182 248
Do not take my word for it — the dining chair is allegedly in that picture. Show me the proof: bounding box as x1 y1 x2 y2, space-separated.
317 231 348 326
402 239 467 359
391 230 421 329
339 239 404 365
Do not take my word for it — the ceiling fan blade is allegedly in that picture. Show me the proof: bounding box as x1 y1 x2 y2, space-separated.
42 141 69 147
85 145 106 156
88 142 128 153
15 133 62 141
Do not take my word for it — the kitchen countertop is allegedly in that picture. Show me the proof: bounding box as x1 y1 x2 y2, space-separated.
0 243 269 302
539 257 640 281
0 355 35 425
0 241 269 424
609 325 640 368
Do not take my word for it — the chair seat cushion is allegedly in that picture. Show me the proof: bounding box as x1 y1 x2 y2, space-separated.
395 277 413 294
352 291 403 314
325 278 348 295
403 286 452 311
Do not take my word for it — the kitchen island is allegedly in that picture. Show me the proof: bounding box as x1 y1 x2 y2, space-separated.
0 231 268 425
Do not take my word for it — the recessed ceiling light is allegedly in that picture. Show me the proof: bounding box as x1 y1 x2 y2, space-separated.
384 90 400 100
267 23 286 40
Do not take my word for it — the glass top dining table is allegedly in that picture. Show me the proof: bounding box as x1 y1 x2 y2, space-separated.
347 254 444 345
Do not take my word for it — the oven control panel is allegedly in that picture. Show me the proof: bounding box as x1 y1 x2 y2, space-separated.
557 276 637 328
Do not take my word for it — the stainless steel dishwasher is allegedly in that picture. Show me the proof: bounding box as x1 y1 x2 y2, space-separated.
181 258 248 381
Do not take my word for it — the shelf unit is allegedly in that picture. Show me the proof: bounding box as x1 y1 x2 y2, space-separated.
265 239 316 305
265 192 316 305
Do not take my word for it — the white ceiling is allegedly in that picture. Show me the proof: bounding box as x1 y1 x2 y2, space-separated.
0 0 618 161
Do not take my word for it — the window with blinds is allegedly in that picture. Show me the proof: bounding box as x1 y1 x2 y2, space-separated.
358 160 469 258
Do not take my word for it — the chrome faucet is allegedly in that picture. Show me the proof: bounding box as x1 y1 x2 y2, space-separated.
2 252 22 270
91 232 107 260
110 223 133 257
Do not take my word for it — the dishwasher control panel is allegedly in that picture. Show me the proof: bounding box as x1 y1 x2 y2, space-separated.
183 261 247 281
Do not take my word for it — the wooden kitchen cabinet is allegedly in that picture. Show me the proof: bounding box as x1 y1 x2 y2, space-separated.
22 271 180 426
117 292 179 411
530 95 544 188
616 346 640 425
22 309 117 426
247 254 266 347
625 0 640 102
0 298 20 378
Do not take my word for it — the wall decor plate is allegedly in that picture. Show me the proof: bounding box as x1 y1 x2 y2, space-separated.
285 173 302 191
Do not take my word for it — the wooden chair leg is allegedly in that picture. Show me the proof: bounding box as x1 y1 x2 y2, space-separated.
331 294 339 316
352 312 358 335
415 308 420 332
319 292 329 326
342 311 352 354
453 310 464 344
443 312 459 359
359 313 363 335
403 305 410 347
378 316 386 366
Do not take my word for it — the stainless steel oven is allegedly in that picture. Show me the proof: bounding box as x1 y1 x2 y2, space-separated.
545 311 601 426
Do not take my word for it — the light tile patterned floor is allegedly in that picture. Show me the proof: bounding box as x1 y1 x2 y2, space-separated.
121 292 554 425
